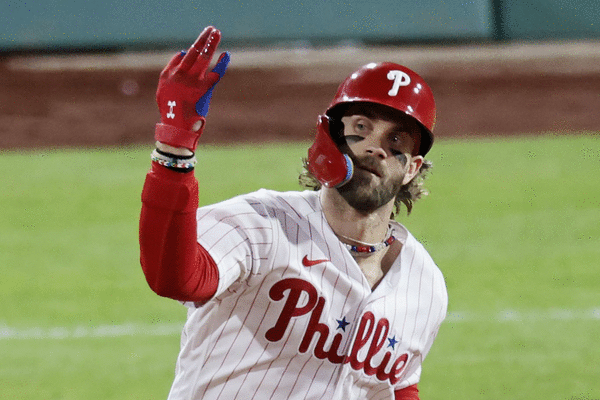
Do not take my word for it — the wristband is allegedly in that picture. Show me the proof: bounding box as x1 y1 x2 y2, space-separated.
155 147 195 160
151 149 197 171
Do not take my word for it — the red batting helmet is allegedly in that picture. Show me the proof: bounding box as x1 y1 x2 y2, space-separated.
307 62 436 188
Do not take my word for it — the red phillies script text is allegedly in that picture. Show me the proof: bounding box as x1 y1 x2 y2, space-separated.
265 278 409 384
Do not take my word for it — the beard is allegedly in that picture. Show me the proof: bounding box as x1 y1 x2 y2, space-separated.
336 154 406 214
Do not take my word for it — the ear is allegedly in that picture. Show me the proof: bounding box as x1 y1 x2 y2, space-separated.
402 155 424 185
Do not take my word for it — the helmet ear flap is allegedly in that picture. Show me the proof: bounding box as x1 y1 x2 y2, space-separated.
307 115 353 188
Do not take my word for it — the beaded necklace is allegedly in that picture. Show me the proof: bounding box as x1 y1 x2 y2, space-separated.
339 226 396 254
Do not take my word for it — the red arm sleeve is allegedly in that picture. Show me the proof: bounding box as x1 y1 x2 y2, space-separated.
395 384 419 400
139 162 219 302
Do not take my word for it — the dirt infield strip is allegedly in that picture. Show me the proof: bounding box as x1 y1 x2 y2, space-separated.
1 41 599 149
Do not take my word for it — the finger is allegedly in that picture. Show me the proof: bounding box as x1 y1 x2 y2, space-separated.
178 26 215 73
198 28 222 60
188 28 222 77
160 50 186 77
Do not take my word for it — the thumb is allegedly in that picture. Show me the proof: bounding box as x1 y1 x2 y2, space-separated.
197 52 230 87
211 51 231 79
195 52 230 117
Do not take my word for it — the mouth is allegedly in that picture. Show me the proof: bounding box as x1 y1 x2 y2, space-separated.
357 164 382 178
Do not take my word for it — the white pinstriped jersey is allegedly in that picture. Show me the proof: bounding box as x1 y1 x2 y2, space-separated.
168 189 447 400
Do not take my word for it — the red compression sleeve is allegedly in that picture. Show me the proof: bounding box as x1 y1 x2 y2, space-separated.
395 384 420 400
139 162 218 302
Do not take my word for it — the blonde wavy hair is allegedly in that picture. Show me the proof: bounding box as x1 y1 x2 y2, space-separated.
298 158 432 217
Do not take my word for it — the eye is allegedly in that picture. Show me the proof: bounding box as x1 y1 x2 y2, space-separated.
389 133 411 156
354 120 369 133
343 116 371 143
391 132 407 142
389 133 403 147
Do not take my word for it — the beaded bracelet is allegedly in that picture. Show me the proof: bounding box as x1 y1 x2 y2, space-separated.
151 149 197 170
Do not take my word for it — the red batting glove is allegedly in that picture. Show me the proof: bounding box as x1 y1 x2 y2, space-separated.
155 26 230 152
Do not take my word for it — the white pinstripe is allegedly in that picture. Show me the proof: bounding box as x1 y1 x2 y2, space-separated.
168 189 448 400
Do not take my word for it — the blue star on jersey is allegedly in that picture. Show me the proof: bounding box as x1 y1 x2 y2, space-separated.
387 335 398 349
336 317 350 331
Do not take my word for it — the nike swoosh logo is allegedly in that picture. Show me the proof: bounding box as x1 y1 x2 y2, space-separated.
302 255 329 267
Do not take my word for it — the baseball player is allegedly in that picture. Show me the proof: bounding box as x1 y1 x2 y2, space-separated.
140 26 447 400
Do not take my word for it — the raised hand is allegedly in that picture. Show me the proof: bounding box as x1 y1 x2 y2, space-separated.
155 26 230 152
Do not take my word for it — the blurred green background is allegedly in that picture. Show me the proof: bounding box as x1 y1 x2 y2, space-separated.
1 134 598 399
2 1 599 398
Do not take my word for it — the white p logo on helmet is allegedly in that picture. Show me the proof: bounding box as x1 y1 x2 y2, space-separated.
387 70 411 96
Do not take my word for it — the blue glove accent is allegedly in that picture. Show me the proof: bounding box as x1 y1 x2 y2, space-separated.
212 51 230 79
196 51 231 117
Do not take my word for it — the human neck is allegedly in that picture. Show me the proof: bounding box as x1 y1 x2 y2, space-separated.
319 187 394 245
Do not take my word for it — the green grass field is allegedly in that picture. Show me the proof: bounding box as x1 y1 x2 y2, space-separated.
1 133 599 399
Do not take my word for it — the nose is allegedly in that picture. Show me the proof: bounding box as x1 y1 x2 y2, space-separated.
363 135 387 160
365 147 386 159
